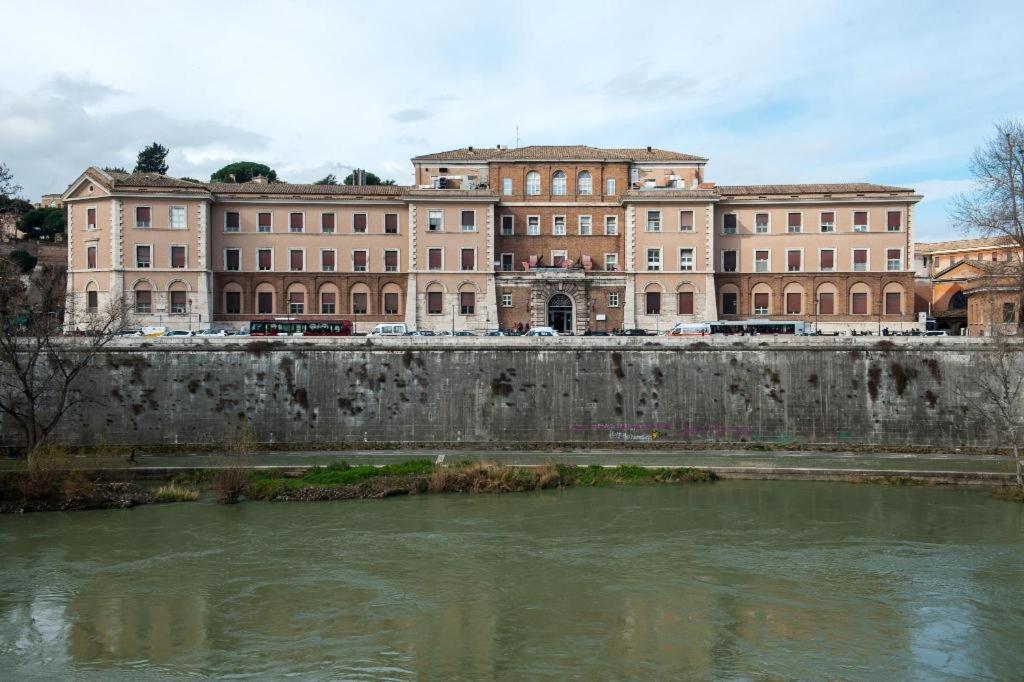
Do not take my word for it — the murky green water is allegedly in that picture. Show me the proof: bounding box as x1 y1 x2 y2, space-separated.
0 482 1022 679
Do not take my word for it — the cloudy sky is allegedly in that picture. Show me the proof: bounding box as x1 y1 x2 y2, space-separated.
2 0 1023 240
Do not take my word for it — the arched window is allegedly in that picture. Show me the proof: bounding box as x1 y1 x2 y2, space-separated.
350 282 370 315
381 283 402 316
286 283 307 315
577 171 592 195
133 281 153 314
318 283 340 315
552 171 566 196
255 282 276 315
526 171 540 196
223 282 243 315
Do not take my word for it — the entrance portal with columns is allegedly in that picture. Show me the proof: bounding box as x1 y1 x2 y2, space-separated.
547 293 574 332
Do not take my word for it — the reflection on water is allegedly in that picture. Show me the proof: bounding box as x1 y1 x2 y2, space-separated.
0 482 1022 678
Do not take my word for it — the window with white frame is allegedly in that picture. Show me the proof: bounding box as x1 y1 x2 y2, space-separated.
136 206 152 228
502 177 512 195
679 248 694 271
86 207 97 230
321 212 335 234
169 206 186 229
646 248 662 271
723 214 737 234
321 249 336 272
289 212 304 233
604 216 618 235
853 248 868 271
225 248 240 271
646 210 661 232
551 250 567 267
428 210 443 231
579 215 592 235
500 253 514 271
552 171 567 195
289 249 304 272
820 249 836 272
886 248 902 271
608 292 620 307
352 213 367 233
527 216 540 236
578 171 592 195
820 211 835 233
887 211 902 232
461 210 476 232
500 215 514 236
604 253 618 271
224 211 239 232
606 178 616 195
786 249 802 272
679 210 694 232
257 248 273 271
787 212 802 233
352 250 368 272
384 249 399 272
526 171 540 195
755 212 769 233
755 249 769 273
257 212 272 233
553 216 566 235
135 244 151 268
170 245 186 268
501 292 513 307
853 211 869 232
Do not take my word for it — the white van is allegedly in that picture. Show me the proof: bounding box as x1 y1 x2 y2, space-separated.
368 323 408 337
669 322 712 336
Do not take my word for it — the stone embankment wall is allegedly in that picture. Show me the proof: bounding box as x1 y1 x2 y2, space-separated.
13 337 1010 449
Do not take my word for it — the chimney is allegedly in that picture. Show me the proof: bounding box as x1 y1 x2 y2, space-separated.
496 144 504 150
468 146 474 152
646 146 653 152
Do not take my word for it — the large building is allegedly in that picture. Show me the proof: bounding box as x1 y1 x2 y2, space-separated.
62 146 921 333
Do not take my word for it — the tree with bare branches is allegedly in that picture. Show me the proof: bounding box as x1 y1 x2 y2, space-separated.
953 120 1024 334
0 255 132 454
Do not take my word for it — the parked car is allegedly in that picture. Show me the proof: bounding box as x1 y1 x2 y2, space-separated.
437 331 453 336
454 330 476 337
526 326 559 337
116 329 143 337
583 330 610 336
142 326 168 337
484 330 506 336
924 330 949 337
197 329 230 336
617 329 649 336
368 323 408 337
669 322 712 336
161 330 194 337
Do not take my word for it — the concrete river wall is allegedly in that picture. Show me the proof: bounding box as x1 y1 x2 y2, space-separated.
21 337 1012 449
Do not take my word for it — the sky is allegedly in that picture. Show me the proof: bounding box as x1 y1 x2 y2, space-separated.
2 0 1023 241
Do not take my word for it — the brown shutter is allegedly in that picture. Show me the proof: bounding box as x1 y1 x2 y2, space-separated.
87 208 96 226
87 247 96 268
226 291 241 314
258 250 271 270
322 250 335 269
460 292 474 312
788 213 801 228
322 213 335 231
428 249 442 269
888 211 901 229
756 250 768 261
428 291 442 313
384 292 399 314
288 291 303 304
137 245 150 263
461 210 475 228
821 211 834 223
225 211 239 229
226 250 239 270
887 248 901 260
258 212 272 229
680 210 694 229
171 246 185 267
258 292 273 313
819 292 834 315
786 292 801 314
385 213 398 232
723 251 737 271
353 214 367 232
354 250 367 268
136 290 151 306
678 291 694 314
724 214 736 230
289 213 303 230
646 292 661 314
137 206 151 223
820 250 834 269
852 292 868 315
352 292 367 313
787 251 801 270
322 292 336 305
854 249 867 265
461 249 474 270
854 211 868 227
290 250 303 270
385 251 398 269
885 292 901 315
754 292 769 310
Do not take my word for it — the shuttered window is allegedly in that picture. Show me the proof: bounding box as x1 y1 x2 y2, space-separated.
887 211 901 231
288 291 304 314
385 250 398 271
257 292 273 313
786 292 801 314
679 210 694 231
852 292 868 315
384 292 399 315
225 291 241 314
170 246 185 268
428 248 442 270
321 213 335 233
321 250 335 271
460 248 475 271
258 249 272 271
427 291 443 314
886 248 901 271
289 213 304 233
135 289 151 313
753 292 769 314
87 208 97 229
460 292 475 314
385 213 398 233
787 250 801 271
289 250 303 271
321 292 336 314
461 210 476 231
755 250 769 272
87 245 97 268
787 213 801 233
225 249 240 271
646 292 661 315
136 206 152 228
820 250 835 270
885 292 901 315
258 212 272 232
352 292 367 314
723 251 737 272
135 245 150 268
819 292 834 315
353 250 367 271
224 211 239 231
853 249 868 271
820 211 835 232
853 211 868 232
353 213 367 233
678 291 694 315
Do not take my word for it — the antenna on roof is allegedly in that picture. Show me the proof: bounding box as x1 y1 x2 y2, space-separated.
515 126 520 149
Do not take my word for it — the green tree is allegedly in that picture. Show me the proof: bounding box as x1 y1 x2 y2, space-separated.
17 208 66 240
210 162 278 183
134 142 169 174
314 174 338 185
343 170 396 186
102 166 127 174
179 177 203 184
7 250 37 272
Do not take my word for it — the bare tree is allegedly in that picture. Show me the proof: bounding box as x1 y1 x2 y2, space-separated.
952 120 1024 333
0 162 20 198
0 256 132 454
958 339 1024 486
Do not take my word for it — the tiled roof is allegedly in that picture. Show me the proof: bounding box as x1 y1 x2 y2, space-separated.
915 236 1017 254
209 182 408 196
413 145 705 163
624 189 719 199
404 188 498 199
716 183 915 195
112 172 208 190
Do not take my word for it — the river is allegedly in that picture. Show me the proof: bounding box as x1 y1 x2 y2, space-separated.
1 481 1022 679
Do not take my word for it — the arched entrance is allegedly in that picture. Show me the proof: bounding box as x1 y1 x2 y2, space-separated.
547 293 574 332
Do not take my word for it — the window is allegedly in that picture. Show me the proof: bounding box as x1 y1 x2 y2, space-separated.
136 206 152 228
384 292 399 315
170 291 187 314
86 208 97 230
1003 302 1016 323
552 171 566 195
818 292 834 315
678 291 694 315
352 213 367 234
887 249 901 271
353 250 367 272
755 250 769 273
526 171 540 195
427 291 443 314
500 253 514 271
321 213 335 234
460 210 476 232
820 211 835 233
384 250 398 272
553 216 566 235
646 291 661 315
257 249 272 271
646 248 662 271
321 292 336 315
851 292 868 315
170 245 186 268
647 210 662 232
289 291 305 315
608 292 620 307
289 249 304 271
579 215 592 235
385 213 399 234
460 248 475 271
528 216 540 236
723 214 737 234
722 250 737 272
460 291 475 315
502 178 512 196
787 250 801 272
258 212 272 233
754 292 769 315
886 292 903 316
170 206 186 229
785 292 801 315
501 292 513 307
604 253 619 271
853 211 868 232
225 248 240 271
352 292 367 315
604 216 618 235
722 292 738 315
755 213 769 234
551 250 567 267
578 171 592 195
606 178 616 195
321 250 336 272
887 211 902 232
680 210 694 232
428 210 443 231
135 289 151 314
787 212 802 233
853 249 868 272
500 215 514 236
820 249 835 272
257 291 273 314
224 211 239 232
226 291 241 315
680 248 694 271
428 248 442 270
135 245 150 268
